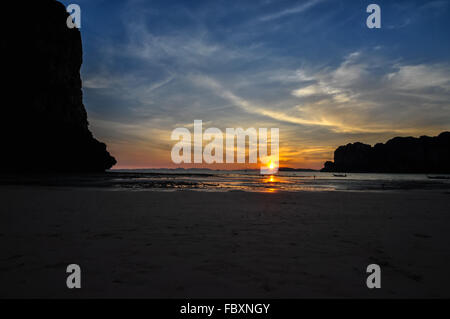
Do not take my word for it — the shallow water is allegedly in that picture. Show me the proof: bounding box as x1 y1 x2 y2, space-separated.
109 169 450 192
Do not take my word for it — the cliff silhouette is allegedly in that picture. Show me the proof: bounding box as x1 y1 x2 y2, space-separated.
1 1 116 172
322 132 450 173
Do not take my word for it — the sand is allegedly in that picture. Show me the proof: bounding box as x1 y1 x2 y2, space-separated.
1 187 450 298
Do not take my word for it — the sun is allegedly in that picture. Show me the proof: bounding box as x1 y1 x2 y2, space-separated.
261 158 278 175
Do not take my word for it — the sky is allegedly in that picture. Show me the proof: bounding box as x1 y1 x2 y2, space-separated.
60 0 450 169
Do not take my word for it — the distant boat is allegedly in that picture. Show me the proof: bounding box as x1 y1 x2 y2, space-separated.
427 175 450 180
333 173 347 177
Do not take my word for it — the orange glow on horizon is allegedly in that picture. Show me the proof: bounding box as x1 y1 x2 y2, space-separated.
104 136 329 170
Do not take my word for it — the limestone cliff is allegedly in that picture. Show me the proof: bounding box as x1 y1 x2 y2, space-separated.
1 1 116 172
322 132 450 173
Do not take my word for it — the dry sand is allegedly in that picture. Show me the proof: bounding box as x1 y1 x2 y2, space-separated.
1 187 450 298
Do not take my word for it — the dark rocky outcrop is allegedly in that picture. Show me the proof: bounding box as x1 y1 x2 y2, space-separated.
1 1 116 172
321 132 450 173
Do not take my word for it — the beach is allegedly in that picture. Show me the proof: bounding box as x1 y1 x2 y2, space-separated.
1 186 450 298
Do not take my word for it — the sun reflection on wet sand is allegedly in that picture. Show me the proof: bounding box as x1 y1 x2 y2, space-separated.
263 175 280 192
264 175 277 183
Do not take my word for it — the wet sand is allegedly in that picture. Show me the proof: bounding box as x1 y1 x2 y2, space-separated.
1 187 450 298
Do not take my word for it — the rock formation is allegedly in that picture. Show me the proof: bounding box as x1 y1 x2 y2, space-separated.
321 132 450 173
1 1 116 172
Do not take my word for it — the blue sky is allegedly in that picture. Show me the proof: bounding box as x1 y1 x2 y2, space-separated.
60 0 450 168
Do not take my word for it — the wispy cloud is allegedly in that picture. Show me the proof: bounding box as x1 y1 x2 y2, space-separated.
259 0 325 21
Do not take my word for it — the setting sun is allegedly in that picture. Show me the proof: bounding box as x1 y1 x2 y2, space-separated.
261 158 279 175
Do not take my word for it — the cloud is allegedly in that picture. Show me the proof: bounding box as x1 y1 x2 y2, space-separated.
190 73 382 134
387 64 450 91
121 17 260 73
288 53 450 134
83 76 115 89
189 52 450 136
259 0 325 22
292 84 340 97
